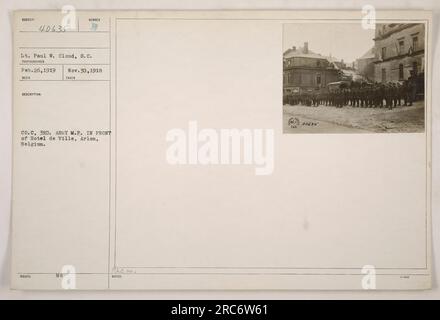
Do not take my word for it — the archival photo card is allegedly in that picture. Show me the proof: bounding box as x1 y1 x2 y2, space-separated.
11 10 431 290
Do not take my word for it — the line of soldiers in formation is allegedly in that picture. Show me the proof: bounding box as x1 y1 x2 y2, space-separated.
285 81 418 110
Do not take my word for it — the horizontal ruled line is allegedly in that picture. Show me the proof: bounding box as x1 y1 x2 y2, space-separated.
19 47 110 49
19 79 110 82
19 31 109 33
19 63 110 65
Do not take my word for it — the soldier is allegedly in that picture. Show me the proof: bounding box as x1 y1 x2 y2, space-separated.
397 82 405 107
372 84 379 108
392 83 399 107
353 87 360 107
364 85 369 108
340 89 345 108
369 84 375 108
401 80 408 106
385 83 393 110
341 89 345 108
336 90 340 107
304 92 311 106
389 83 395 108
372 85 379 108
318 91 324 106
313 91 319 107
394 83 400 107
348 87 353 106
377 83 385 108
359 86 365 108
350 87 355 107
366 85 373 108
337 89 342 108
407 70 417 106
338 89 343 108
343 88 348 107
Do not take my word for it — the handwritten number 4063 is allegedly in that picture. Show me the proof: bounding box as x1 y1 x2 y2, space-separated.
38 25 66 33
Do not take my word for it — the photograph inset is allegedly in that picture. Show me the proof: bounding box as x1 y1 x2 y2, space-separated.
283 23 425 133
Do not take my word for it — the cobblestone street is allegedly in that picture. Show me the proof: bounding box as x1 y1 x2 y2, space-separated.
283 101 425 133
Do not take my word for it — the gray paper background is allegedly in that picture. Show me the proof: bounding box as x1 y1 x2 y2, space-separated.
1 0 439 299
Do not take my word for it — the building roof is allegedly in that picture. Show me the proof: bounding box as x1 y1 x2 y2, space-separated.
357 47 375 60
285 52 329 60
283 44 349 70
374 24 420 41
283 46 327 60
284 50 327 60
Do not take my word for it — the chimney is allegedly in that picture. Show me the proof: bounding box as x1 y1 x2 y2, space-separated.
303 42 309 54
292 46 296 51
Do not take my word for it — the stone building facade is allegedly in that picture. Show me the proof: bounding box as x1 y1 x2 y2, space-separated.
355 47 376 81
373 23 425 83
283 42 340 95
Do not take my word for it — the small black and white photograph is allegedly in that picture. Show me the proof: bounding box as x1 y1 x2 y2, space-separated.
283 22 426 133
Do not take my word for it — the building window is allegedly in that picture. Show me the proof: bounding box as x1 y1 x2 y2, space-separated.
413 61 418 74
381 68 386 83
412 36 418 51
381 47 386 59
316 73 321 86
399 64 404 80
398 40 404 55
316 61 321 67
